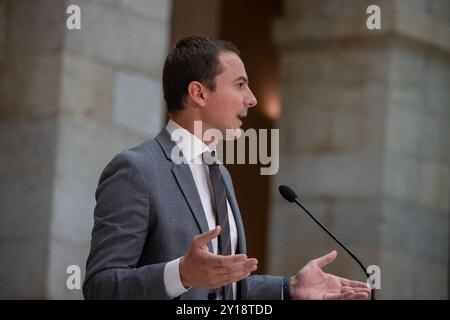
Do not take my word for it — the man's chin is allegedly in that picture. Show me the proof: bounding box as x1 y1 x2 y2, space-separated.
224 127 243 140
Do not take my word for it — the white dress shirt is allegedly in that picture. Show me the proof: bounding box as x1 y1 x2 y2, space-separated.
163 119 238 299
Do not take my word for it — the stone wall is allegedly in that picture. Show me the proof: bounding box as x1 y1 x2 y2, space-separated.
270 0 450 299
0 0 171 299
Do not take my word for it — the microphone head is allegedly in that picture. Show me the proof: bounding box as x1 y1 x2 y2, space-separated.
279 185 298 203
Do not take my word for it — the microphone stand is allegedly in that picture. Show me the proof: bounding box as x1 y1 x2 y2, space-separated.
293 197 375 300
279 185 375 300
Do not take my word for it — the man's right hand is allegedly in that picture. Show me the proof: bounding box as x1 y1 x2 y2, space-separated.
179 226 258 289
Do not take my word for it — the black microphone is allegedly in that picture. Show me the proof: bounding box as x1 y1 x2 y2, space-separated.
279 185 375 300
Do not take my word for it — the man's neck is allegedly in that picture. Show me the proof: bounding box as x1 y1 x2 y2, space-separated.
170 114 216 147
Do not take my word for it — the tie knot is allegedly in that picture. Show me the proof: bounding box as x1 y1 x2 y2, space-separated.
202 149 218 165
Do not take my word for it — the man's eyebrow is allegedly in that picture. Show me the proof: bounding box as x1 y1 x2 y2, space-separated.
234 76 249 84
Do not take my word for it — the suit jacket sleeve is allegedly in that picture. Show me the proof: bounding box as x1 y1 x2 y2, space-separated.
246 275 284 300
83 153 169 300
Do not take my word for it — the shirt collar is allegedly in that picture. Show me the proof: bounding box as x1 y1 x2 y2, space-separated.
165 119 217 164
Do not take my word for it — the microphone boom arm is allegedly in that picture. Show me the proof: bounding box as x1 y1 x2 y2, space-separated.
295 199 370 279
279 185 375 300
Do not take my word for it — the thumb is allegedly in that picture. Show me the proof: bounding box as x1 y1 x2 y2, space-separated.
195 226 221 245
315 250 337 268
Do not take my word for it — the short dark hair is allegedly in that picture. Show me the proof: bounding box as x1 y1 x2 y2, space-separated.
163 36 240 114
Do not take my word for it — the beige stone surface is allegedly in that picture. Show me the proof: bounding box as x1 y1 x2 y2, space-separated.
64 0 170 75
271 0 450 299
7 0 66 54
0 0 171 299
0 54 62 119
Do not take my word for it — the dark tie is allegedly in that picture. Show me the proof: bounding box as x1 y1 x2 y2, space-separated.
205 151 233 300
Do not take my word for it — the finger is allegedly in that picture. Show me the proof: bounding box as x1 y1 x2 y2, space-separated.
350 288 371 295
352 292 370 300
215 260 256 276
207 253 250 267
215 259 258 276
340 277 371 289
323 291 348 300
337 291 357 300
340 288 371 299
194 226 221 245
215 261 258 285
338 289 370 300
340 286 370 293
314 250 337 268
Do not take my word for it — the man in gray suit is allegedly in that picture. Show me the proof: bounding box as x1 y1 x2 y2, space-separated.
83 37 371 300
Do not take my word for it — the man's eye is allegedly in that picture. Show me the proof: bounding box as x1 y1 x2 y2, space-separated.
238 83 245 88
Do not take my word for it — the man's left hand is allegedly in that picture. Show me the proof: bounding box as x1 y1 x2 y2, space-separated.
290 250 371 300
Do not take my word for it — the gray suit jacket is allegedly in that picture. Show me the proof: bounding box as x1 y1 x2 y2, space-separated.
83 128 283 300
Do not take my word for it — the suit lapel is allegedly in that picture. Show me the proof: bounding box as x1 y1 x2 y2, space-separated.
155 129 213 253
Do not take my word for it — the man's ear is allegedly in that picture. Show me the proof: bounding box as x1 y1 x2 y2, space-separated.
187 81 208 108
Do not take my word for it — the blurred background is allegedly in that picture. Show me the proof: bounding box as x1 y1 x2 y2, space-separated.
0 0 449 299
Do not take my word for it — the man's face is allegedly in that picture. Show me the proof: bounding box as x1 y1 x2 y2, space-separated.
202 51 257 136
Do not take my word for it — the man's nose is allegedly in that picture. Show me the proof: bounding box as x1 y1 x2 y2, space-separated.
246 89 257 108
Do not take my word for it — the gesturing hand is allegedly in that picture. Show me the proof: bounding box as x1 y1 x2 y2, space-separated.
290 251 371 300
179 226 258 289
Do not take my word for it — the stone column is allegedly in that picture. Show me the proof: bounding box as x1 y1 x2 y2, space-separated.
269 0 449 299
0 0 171 299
